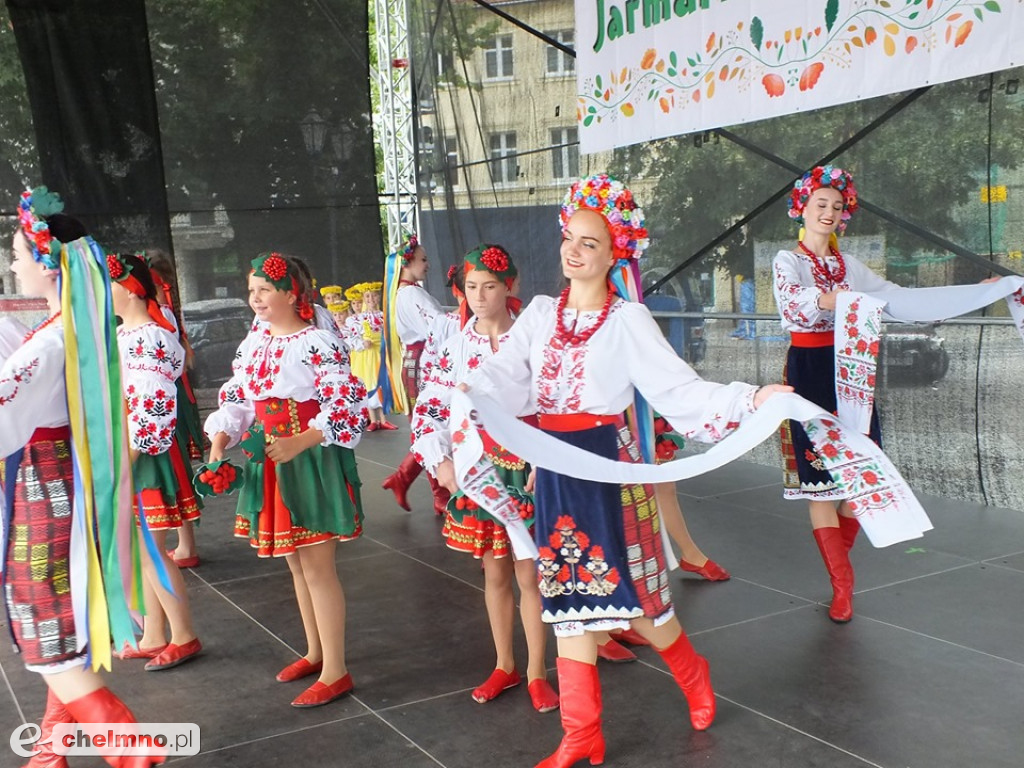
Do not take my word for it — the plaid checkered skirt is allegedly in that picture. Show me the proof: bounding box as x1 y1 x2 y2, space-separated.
3 433 81 666
401 341 425 404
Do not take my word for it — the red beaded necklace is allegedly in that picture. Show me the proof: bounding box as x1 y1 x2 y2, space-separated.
23 311 62 343
797 240 847 289
554 286 615 345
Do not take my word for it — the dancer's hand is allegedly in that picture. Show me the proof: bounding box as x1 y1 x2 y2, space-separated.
980 276 1002 284
434 458 459 493
265 430 321 464
817 289 845 311
457 382 470 393
208 432 229 463
753 384 794 409
524 467 537 493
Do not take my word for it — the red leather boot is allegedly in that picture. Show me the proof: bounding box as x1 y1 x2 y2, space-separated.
63 688 165 767
426 473 451 517
534 658 605 768
23 689 71 768
838 514 861 552
381 453 423 511
656 631 716 731
813 526 854 623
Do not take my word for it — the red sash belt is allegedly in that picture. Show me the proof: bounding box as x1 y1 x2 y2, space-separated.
29 426 71 442
255 398 320 437
536 413 621 432
790 331 834 348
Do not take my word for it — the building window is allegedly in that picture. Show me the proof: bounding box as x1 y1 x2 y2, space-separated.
442 136 459 187
437 50 454 83
545 30 575 75
489 132 518 184
484 34 514 79
550 127 579 180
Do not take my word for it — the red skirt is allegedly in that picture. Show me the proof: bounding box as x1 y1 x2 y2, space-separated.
134 436 202 530
4 428 81 666
234 398 363 557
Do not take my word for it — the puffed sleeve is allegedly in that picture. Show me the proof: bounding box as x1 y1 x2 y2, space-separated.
410 337 455 474
469 296 548 415
0 331 65 456
344 316 367 351
301 331 370 448
620 303 758 443
419 313 455 391
0 317 30 364
119 325 185 455
396 286 442 342
846 254 900 293
205 332 258 447
772 250 830 329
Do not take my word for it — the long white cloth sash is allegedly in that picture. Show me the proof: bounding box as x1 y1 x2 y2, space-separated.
451 390 932 557
836 276 1024 433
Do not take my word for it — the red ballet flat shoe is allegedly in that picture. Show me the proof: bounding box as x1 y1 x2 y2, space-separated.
145 638 203 671
378 421 399 431
608 627 651 647
166 551 200 568
596 639 637 663
472 668 521 703
679 557 731 582
366 422 380 432
117 642 168 660
276 657 324 683
291 674 354 707
528 678 560 713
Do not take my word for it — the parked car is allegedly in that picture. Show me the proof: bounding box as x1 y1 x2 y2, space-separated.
181 298 252 389
878 324 949 387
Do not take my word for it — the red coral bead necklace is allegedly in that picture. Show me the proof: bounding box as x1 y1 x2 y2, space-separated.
797 240 847 289
554 286 615 345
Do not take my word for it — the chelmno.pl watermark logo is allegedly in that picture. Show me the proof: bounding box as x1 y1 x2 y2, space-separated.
10 722 200 758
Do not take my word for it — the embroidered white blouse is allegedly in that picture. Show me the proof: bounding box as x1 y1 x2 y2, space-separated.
395 283 442 345
205 324 368 448
469 296 758 443
117 323 184 456
418 311 461 391
0 324 68 456
772 249 898 333
412 316 517 474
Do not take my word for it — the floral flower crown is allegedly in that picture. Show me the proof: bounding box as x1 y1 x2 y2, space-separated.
18 187 64 270
559 173 649 261
344 284 365 302
251 252 292 291
788 165 859 232
394 234 419 263
445 264 459 287
464 244 517 286
319 284 343 297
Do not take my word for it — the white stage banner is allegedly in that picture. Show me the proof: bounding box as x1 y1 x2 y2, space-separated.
576 0 1022 153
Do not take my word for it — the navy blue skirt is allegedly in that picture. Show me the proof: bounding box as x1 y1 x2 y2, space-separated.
781 344 881 499
534 421 671 630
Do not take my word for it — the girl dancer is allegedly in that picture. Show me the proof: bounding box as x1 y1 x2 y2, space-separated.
467 174 789 767
412 245 558 712
2 188 160 767
144 251 205 568
773 166 897 622
205 253 368 707
108 253 203 670
346 283 394 431
381 236 450 515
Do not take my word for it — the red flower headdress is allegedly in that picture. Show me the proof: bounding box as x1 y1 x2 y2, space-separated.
251 252 314 322
460 243 521 327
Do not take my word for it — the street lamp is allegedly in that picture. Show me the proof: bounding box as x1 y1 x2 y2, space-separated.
299 109 347 284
